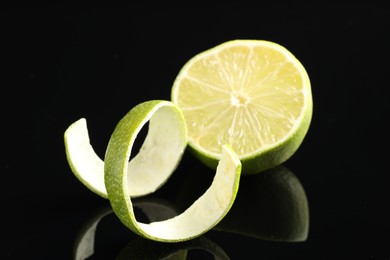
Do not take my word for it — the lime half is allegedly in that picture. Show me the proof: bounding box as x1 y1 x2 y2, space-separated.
171 39 313 174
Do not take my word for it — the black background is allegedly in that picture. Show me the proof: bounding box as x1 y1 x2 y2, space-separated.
2 5 390 259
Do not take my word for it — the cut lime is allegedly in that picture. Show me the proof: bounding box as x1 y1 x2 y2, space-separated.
171 39 313 174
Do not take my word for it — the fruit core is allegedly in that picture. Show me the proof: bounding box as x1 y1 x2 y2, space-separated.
230 92 250 107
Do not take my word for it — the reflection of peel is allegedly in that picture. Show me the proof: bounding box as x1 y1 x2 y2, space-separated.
134 197 180 223
178 165 309 242
73 198 179 260
73 199 229 260
116 236 229 260
73 206 112 260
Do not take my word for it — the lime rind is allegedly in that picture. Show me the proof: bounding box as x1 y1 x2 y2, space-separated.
106 143 241 242
138 145 241 241
114 100 188 197
64 100 188 198
66 100 242 242
64 118 108 198
104 100 241 242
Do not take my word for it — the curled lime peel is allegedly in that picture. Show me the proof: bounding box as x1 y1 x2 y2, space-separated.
65 100 242 242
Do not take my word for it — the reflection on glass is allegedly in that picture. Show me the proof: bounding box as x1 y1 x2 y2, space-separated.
116 236 229 260
177 165 309 242
73 198 229 260
73 164 308 259
215 165 309 242
73 206 112 260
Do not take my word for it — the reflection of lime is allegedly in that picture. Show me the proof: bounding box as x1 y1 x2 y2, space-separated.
171 40 312 174
215 165 309 242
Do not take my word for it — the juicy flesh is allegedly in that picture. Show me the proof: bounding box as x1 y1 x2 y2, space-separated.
176 45 305 157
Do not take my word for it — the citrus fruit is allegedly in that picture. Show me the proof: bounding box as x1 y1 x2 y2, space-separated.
65 100 242 243
171 39 313 174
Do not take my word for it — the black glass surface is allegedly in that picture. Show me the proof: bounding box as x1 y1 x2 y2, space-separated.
2 6 390 259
